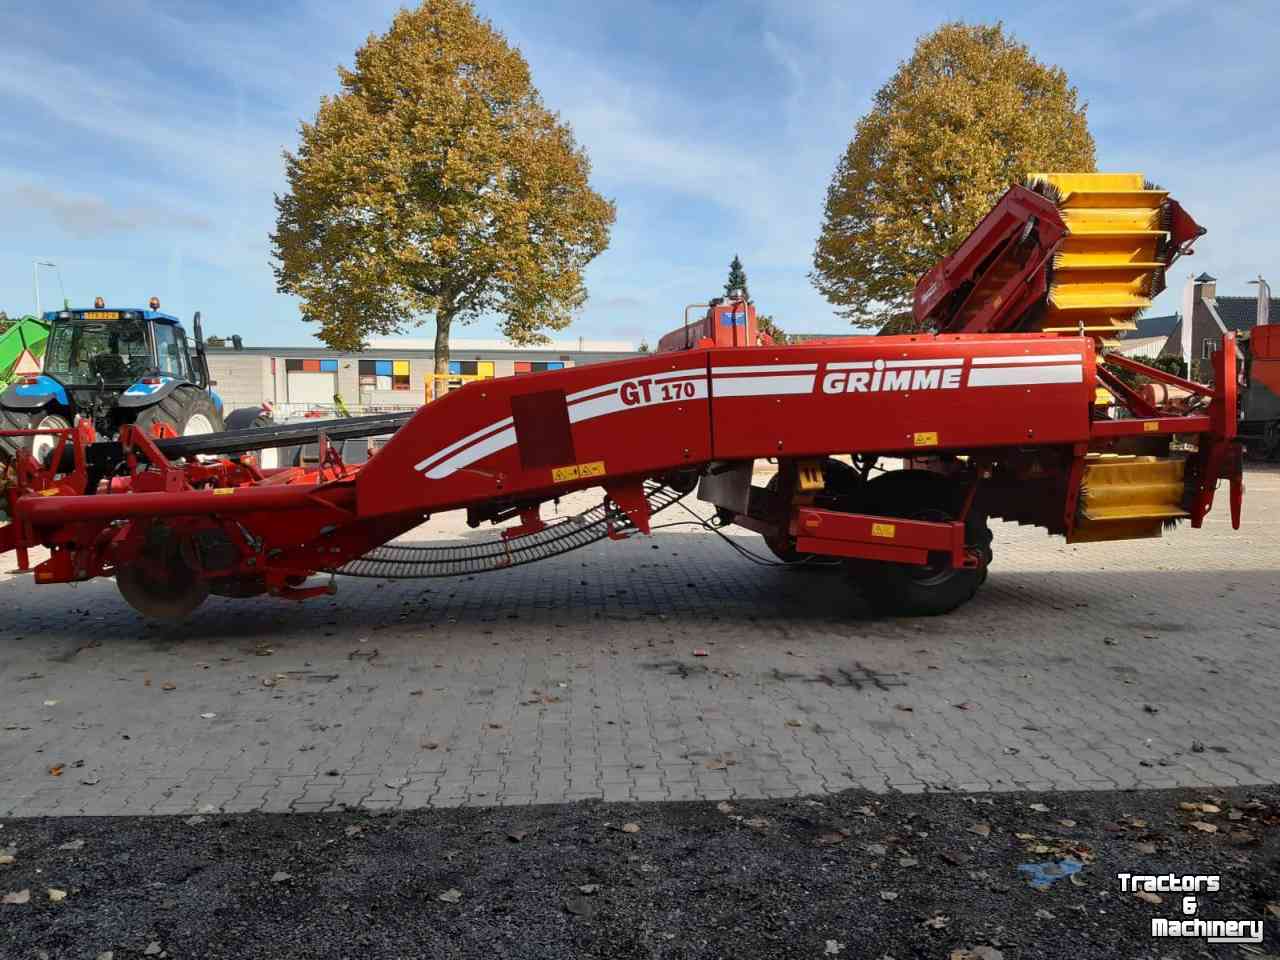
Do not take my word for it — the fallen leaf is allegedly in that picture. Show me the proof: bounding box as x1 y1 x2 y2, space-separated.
185 816 207 826
579 884 601 895
744 817 769 829
1264 903 1280 919
785 719 803 727
894 704 913 712
161 682 176 691
270 871 292 883
144 943 162 956
824 940 844 955
1057 819 1076 828
1136 890 1162 905
703 758 727 770
716 801 734 814
1188 821 1218 834
58 839 84 851
200 713 216 719
692 649 708 657
421 740 440 750
43 700 60 707
898 856 919 867
48 764 64 777
1035 908 1055 919
954 702 976 710
950 948 1004 960
879 890 898 901
816 832 848 846
1143 704 1159 714
344 825 362 837
508 831 527 843
96 953 114 960
855 805 876 816
438 888 463 903
940 850 970 866
1228 810 1245 822
47 888 67 902
2 889 30 904
384 777 410 788
968 822 991 838
1135 841 1157 854
1029 803 1050 813
923 914 949 929
1128 818 1148 829
864 843 888 856
81 775 101 786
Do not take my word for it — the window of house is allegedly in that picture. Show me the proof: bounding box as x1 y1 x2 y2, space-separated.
358 359 410 390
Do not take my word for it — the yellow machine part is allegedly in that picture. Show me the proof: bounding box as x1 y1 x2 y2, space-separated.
1068 455 1189 543
1027 172 1169 339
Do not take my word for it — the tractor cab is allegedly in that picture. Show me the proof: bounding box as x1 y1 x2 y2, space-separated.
0 302 224 463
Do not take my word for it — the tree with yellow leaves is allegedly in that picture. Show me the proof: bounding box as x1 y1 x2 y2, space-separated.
812 22 1095 333
272 0 615 376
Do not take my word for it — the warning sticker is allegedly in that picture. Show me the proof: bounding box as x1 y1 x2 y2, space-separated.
552 460 606 483
871 522 896 539
913 431 939 447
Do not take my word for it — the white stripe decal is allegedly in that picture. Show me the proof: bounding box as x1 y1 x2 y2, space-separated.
413 416 514 473
713 363 819 375
825 361 874 371
884 358 964 369
713 375 816 397
970 353 1082 366
423 427 516 479
968 364 1083 387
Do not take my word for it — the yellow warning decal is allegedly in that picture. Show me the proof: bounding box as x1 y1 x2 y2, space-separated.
38 488 59 497
212 487 235 495
871 522 896 539
913 431 938 447
1143 421 1160 432
552 461 606 484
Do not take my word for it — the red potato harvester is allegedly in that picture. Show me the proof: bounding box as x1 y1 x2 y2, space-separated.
0 172 1244 620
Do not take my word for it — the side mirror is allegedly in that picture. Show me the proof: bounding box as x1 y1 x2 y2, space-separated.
192 311 205 348
191 311 211 390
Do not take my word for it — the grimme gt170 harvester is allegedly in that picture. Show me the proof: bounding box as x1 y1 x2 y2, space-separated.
0 173 1244 620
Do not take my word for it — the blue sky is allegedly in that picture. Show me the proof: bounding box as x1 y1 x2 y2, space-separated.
2 0 1278 346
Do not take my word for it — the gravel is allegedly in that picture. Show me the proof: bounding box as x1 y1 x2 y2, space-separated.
1 785 1277 959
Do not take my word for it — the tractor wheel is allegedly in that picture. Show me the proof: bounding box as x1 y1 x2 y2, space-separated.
763 458 861 564
222 407 278 468
116 534 210 621
0 408 71 467
133 387 225 440
852 470 992 617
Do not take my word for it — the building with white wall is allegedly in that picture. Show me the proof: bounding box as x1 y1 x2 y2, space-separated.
206 337 638 413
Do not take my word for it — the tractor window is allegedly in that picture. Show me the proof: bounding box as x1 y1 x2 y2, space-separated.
152 324 188 378
43 319 153 384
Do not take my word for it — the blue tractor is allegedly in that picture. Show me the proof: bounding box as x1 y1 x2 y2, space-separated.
0 303 226 464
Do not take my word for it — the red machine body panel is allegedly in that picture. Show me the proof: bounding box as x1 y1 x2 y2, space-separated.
657 301 758 353
708 334 1095 460
358 352 712 518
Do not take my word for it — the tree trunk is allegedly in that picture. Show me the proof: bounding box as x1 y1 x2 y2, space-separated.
432 312 454 402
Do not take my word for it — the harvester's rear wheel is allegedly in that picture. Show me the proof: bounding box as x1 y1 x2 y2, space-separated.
134 387 225 440
0 409 70 466
852 470 991 617
116 532 210 621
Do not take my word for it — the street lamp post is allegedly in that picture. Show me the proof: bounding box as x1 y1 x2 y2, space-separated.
32 260 61 316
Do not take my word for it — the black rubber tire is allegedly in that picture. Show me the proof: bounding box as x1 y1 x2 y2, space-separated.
854 470 991 617
132 387 225 439
0 408 70 466
223 407 271 431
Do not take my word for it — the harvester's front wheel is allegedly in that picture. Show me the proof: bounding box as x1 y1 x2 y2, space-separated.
116 532 210 621
852 470 991 617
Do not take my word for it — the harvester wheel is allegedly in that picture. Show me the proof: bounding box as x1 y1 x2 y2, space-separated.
764 458 860 563
116 536 210 621
0 409 70 466
853 470 991 616
134 387 225 440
